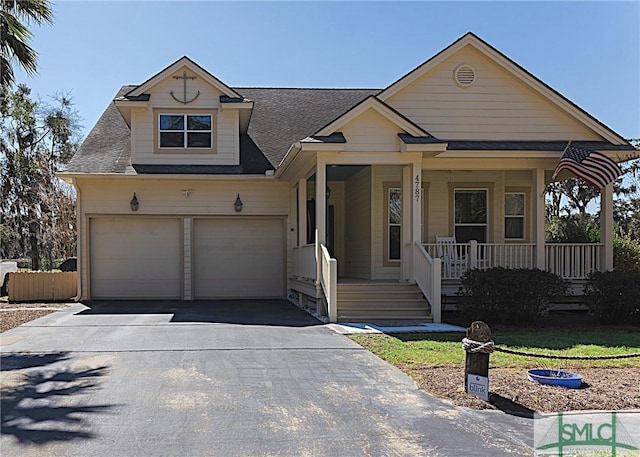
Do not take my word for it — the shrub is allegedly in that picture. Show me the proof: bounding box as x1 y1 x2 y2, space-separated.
613 235 640 272
458 267 568 325
584 270 640 325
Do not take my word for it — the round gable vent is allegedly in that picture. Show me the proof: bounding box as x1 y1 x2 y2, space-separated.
454 64 475 87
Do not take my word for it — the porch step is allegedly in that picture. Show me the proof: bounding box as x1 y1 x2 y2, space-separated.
336 282 432 323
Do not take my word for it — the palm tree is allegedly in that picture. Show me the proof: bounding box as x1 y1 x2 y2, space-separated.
1 0 53 89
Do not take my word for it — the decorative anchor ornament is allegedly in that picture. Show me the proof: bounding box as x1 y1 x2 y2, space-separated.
170 72 200 104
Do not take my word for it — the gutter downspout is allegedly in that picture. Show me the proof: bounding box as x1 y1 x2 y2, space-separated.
71 178 82 301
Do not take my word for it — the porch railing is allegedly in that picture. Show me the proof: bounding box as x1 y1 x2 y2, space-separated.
292 244 316 281
422 241 602 280
319 243 337 323
545 243 603 279
413 241 441 323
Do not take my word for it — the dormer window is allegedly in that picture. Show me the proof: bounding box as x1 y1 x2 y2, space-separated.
159 114 212 149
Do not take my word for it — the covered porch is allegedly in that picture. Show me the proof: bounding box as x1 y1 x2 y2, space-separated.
288 161 615 324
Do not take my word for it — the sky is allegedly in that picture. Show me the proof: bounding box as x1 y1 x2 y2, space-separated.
14 1 640 142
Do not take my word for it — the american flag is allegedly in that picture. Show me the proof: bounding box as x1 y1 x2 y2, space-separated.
552 144 623 189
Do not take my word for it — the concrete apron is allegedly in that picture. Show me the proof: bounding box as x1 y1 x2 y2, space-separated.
1 300 532 457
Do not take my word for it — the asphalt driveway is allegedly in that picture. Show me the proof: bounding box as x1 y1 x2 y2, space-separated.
1 300 532 456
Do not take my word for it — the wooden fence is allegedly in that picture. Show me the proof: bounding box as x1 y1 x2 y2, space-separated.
8 272 78 302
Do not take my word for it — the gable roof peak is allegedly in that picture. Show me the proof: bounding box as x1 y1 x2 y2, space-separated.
126 55 242 99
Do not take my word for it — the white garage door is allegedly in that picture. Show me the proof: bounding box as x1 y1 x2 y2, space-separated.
90 217 182 299
194 218 284 299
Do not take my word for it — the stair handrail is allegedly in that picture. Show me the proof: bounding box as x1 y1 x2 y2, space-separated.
319 243 337 323
413 241 441 323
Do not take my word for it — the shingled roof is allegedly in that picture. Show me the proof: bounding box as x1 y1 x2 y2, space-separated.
64 86 379 174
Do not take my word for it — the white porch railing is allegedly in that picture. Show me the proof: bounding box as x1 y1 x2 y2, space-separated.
545 243 603 279
319 243 337 323
292 244 316 281
423 241 602 280
413 241 441 323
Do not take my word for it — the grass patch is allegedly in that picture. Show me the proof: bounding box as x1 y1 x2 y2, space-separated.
350 328 640 370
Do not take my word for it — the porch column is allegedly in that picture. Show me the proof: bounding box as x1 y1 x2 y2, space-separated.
315 159 327 284
600 183 614 271
532 168 546 269
297 178 307 247
401 165 412 281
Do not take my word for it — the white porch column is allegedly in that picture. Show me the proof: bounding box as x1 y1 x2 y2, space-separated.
315 159 327 287
600 183 614 271
401 165 412 281
533 168 546 269
297 178 307 247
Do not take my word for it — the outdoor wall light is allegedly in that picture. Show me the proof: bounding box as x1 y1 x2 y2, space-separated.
130 193 139 211
234 194 243 212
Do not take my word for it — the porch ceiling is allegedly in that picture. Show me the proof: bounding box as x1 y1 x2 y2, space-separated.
308 165 368 182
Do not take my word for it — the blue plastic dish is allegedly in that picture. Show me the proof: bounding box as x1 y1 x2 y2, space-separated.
527 369 583 389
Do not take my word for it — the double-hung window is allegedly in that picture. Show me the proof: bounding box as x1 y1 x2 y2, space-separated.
504 193 525 240
454 189 487 243
159 114 212 149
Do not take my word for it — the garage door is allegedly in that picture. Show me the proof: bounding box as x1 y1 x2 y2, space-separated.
90 217 182 299
194 218 284 298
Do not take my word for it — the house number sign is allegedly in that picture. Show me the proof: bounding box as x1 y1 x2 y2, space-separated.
414 174 421 202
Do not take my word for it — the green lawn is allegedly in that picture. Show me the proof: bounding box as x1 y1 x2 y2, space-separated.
350 329 640 370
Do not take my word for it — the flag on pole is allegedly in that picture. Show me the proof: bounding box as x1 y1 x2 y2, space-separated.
552 143 623 189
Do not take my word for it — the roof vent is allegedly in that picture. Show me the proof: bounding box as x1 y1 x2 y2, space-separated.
454 64 475 87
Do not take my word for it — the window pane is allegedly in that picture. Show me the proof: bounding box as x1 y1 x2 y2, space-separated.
389 188 401 224
160 132 184 147
389 225 401 260
455 190 487 223
187 132 212 148
160 115 184 130
505 217 524 239
455 225 486 243
187 115 211 130
505 193 525 216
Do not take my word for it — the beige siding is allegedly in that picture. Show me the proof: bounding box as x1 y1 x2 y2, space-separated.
344 167 371 278
422 170 505 243
371 166 402 280
130 66 240 166
80 179 289 216
386 47 602 141
341 109 404 152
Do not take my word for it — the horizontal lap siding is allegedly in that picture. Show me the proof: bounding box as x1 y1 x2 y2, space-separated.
345 168 371 279
80 179 289 216
341 109 403 152
423 170 503 243
386 47 601 141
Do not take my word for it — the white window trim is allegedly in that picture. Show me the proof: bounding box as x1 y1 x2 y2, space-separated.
158 113 213 150
504 192 526 240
